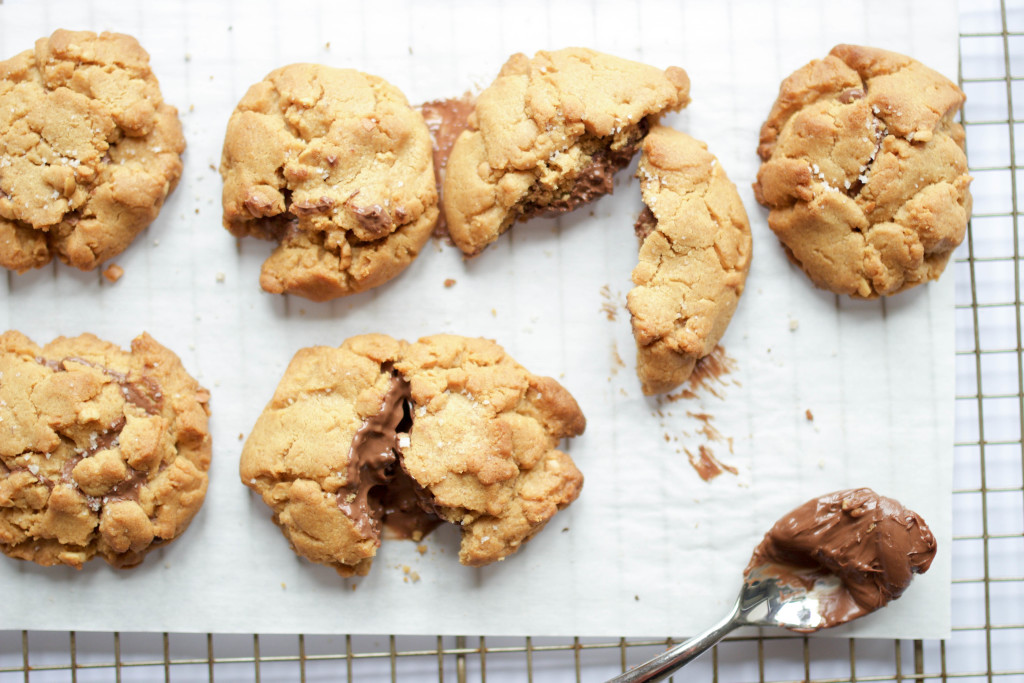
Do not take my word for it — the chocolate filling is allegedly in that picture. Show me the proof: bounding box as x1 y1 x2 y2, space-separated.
517 119 650 222
347 202 394 239
18 357 166 506
634 205 658 243
337 372 441 540
838 87 865 104
35 356 164 416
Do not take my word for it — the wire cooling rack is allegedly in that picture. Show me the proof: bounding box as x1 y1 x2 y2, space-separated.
3 1 1024 681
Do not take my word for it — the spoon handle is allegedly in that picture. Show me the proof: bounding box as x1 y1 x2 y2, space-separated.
605 599 742 683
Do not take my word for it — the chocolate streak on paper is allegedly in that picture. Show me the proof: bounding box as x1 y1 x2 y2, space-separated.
420 94 475 236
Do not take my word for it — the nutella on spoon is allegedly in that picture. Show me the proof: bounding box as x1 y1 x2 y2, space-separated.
609 487 937 682
747 487 937 629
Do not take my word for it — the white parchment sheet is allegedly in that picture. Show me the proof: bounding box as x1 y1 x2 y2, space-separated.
0 0 956 639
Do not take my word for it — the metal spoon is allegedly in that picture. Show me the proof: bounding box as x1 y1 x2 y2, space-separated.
606 565 848 682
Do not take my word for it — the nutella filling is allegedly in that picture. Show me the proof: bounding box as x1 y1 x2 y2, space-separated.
337 372 441 541
347 202 394 239
35 356 164 416
746 488 936 630
517 119 649 222
634 205 658 243
22 357 164 507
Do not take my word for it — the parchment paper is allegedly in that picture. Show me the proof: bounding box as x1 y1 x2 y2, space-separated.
0 0 956 639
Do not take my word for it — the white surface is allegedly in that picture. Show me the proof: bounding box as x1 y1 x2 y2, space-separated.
0 0 957 639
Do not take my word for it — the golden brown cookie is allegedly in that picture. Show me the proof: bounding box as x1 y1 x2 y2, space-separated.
0 30 185 272
443 48 690 256
754 44 971 298
221 64 438 302
239 334 584 577
628 126 752 395
0 331 211 569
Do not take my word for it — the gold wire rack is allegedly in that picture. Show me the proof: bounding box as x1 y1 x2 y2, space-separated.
3 2 1024 681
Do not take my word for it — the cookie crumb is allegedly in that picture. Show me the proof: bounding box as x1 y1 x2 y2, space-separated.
325 41 331 50
215 272 225 283
281 582 286 590
634 595 640 601
491 308 497 317
238 433 244 441
789 319 799 331
805 409 814 421
102 264 124 283
444 278 456 288
416 544 427 555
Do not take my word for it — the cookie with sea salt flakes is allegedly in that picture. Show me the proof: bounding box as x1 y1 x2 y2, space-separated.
443 47 691 256
220 64 438 302
753 44 971 298
239 334 585 577
0 331 211 569
0 30 185 273
628 126 752 395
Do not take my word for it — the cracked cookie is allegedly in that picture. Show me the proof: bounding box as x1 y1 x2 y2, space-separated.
221 64 438 302
0 30 185 273
239 334 585 577
0 331 211 569
443 48 691 256
628 126 752 395
754 44 971 298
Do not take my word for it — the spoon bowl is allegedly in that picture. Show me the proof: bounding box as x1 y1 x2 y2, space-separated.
605 564 850 683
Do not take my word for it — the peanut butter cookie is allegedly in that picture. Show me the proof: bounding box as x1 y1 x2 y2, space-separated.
0 30 185 273
239 334 584 577
754 44 971 298
221 64 438 302
0 331 211 569
629 126 752 395
443 48 690 255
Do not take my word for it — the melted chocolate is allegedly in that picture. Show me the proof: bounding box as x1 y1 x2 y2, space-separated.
348 203 394 239
635 205 657 243
338 374 410 538
685 444 737 482
420 95 476 236
380 465 442 541
420 95 475 182
519 120 649 220
746 488 936 629
35 356 163 415
336 372 446 543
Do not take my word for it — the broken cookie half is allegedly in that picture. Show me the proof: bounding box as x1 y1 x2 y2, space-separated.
628 126 752 395
443 47 690 256
239 334 585 577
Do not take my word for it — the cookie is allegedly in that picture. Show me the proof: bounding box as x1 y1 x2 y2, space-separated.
443 48 691 256
628 126 752 395
239 334 585 577
0 331 211 569
753 44 971 298
0 30 185 273
221 64 439 302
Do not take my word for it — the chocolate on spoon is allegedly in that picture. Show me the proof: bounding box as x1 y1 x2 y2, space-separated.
608 488 937 682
